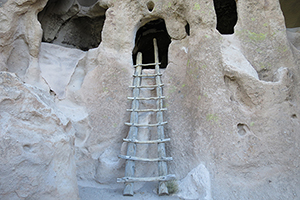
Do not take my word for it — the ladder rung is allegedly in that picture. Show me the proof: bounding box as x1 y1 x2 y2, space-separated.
123 138 170 144
133 73 162 77
133 62 161 67
117 174 176 183
129 84 164 88
126 108 167 112
118 155 173 162
125 122 167 127
127 96 165 100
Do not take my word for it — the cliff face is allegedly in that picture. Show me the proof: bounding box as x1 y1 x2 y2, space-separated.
0 0 300 199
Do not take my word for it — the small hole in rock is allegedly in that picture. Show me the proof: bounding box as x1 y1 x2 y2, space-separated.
224 75 235 83
292 114 297 118
237 123 249 136
185 22 190 36
147 1 155 12
23 144 31 151
50 89 56 96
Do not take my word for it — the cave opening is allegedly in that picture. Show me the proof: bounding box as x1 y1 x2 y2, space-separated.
279 0 300 28
133 19 171 69
38 0 107 51
213 0 238 34
185 22 190 36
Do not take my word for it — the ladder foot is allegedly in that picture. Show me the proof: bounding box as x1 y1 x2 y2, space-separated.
123 183 134 196
158 182 169 196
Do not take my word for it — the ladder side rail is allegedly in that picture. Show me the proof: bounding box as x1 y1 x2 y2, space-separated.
123 52 143 196
153 38 169 195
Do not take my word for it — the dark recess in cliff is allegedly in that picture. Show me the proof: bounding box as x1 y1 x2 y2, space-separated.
213 0 238 34
133 19 171 69
279 0 300 28
38 0 106 51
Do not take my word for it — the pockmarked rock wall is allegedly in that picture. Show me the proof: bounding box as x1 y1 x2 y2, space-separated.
0 0 300 199
0 72 78 199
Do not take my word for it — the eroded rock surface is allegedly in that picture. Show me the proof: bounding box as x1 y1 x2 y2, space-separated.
0 72 78 200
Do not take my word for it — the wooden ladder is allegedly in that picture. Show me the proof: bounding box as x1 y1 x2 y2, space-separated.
117 38 175 196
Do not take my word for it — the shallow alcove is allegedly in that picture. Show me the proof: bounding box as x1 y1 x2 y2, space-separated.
132 19 171 69
279 0 300 28
213 0 238 34
147 1 155 12
38 0 107 51
237 123 249 136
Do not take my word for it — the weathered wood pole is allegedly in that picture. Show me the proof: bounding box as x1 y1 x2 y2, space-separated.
153 38 169 195
123 52 142 196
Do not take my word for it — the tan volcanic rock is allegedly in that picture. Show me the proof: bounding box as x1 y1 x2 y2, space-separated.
0 72 78 199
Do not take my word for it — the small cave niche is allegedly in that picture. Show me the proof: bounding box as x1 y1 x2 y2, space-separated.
133 19 171 69
279 0 300 28
38 0 107 51
237 123 250 136
213 0 238 34
147 1 155 12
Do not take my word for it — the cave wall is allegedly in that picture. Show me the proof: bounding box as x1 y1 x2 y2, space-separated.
0 0 300 199
38 0 107 51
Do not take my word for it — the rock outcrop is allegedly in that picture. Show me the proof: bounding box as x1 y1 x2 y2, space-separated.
0 72 78 199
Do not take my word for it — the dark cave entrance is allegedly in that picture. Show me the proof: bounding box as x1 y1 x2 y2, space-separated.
38 0 107 51
279 0 300 28
213 0 238 34
133 19 171 69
